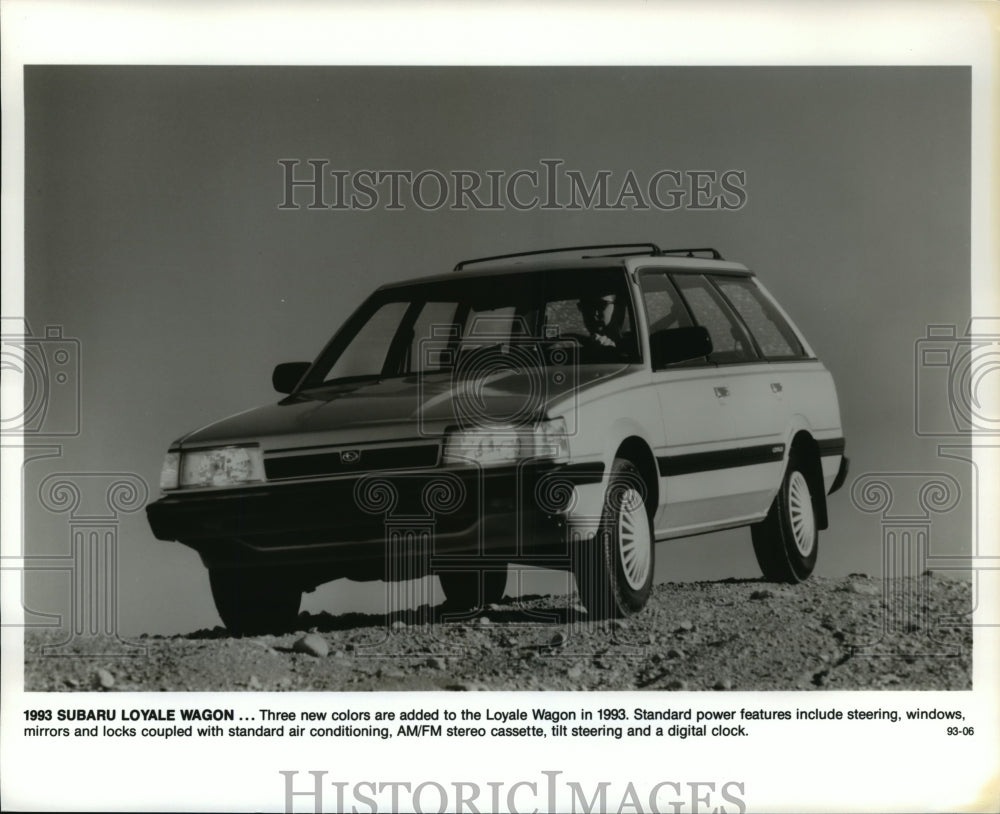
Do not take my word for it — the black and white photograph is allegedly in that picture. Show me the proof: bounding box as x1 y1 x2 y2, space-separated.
14 62 978 692
2 3 998 813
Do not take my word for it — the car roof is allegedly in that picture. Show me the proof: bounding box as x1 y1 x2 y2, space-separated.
378 254 753 291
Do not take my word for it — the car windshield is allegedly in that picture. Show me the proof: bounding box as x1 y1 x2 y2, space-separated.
302 267 640 388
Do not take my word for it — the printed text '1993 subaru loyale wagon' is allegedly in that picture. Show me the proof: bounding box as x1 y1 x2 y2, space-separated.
146 243 848 634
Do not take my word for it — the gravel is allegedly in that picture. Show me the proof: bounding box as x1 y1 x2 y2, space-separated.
24 576 972 692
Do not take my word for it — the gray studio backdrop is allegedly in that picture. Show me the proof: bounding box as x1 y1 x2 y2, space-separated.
21 66 970 636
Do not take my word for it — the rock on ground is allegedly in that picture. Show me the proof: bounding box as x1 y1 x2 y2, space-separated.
23 577 972 692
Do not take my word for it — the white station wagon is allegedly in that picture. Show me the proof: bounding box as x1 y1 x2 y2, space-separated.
147 243 848 633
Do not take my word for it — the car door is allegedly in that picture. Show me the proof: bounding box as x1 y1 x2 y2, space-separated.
639 270 783 537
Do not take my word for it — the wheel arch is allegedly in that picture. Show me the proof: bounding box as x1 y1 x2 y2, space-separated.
613 435 659 521
789 430 828 530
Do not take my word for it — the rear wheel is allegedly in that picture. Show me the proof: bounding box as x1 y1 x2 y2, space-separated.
751 454 819 582
573 457 654 618
438 567 508 610
208 568 302 636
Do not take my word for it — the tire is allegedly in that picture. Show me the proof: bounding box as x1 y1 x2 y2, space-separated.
208 568 302 636
751 454 819 583
438 567 508 610
573 457 654 619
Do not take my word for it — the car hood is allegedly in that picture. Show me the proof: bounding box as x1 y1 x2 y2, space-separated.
177 364 641 450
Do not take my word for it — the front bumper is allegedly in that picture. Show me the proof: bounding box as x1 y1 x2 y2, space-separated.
146 461 605 578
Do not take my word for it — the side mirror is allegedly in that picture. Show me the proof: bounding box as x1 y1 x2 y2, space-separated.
272 362 311 394
649 326 713 370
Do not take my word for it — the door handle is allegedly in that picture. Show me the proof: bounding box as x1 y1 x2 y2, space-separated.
713 386 729 398
770 382 783 394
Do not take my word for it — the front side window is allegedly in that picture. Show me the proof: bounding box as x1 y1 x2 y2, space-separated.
638 271 694 333
672 274 758 364
544 292 637 362
637 271 703 368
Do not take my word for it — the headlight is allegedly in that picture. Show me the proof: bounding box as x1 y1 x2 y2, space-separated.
178 445 265 488
443 418 569 465
159 451 180 490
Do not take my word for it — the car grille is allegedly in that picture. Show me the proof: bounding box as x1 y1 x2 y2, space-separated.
264 444 440 481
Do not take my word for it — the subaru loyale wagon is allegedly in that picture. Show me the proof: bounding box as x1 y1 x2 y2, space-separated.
146 243 848 634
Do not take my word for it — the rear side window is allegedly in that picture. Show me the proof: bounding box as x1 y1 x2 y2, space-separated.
714 278 806 359
672 274 758 364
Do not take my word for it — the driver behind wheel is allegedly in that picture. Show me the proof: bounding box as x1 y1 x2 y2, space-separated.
576 292 629 360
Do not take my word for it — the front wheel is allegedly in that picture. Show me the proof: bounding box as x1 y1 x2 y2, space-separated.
208 568 302 636
573 458 654 618
751 455 819 582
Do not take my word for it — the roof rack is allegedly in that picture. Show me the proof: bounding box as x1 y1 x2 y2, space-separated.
452 243 726 271
658 247 724 260
453 242 663 271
